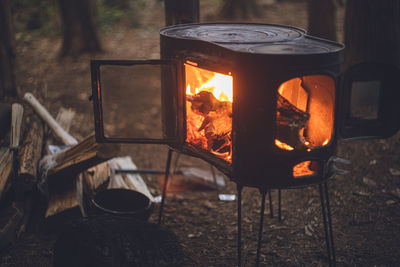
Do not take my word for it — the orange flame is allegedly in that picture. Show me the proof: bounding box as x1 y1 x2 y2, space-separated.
186 73 233 102
275 139 294 151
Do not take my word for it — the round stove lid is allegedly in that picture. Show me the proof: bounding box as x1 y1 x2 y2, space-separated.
249 43 330 54
161 23 305 44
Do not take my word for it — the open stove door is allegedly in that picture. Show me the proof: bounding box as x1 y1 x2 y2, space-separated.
91 59 176 144
339 62 400 140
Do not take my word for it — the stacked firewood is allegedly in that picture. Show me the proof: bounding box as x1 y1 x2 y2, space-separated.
0 93 155 250
0 100 44 249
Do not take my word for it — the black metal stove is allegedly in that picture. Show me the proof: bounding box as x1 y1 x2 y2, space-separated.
91 23 400 266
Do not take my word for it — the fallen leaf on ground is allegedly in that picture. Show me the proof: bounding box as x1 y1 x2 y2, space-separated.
389 168 400 176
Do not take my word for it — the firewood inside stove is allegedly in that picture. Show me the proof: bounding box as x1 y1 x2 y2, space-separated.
276 94 310 149
187 91 232 156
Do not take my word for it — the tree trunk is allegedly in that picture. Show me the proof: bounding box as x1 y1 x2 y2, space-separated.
307 0 336 41
164 0 199 26
219 0 261 19
0 0 17 98
58 0 102 57
344 0 400 69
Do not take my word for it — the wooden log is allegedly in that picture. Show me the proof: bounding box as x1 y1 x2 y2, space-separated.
0 147 12 201
83 162 111 198
276 94 310 149
55 107 75 133
83 157 154 202
24 92 78 146
45 175 85 218
17 110 43 192
40 133 120 188
10 103 24 150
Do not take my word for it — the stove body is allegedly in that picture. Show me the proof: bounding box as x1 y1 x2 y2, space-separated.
160 23 343 189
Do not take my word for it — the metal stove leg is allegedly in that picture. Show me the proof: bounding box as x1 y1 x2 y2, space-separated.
256 190 267 267
210 165 221 199
324 182 336 266
237 185 243 267
268 190 274 218
319 183 335 266
158 149 173 225
278 189 282 223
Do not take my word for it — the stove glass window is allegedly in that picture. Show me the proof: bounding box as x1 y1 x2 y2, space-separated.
350 80 380 120
184 63 233 163
275 75 335 152
100 64 163 140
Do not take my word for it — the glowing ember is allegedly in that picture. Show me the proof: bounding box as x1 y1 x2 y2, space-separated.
293 161 318 178
275 139 294 151
185 63 233 162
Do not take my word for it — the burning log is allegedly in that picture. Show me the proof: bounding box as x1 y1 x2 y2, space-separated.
187 91 230 115
276 94 310 149
187 91 232 158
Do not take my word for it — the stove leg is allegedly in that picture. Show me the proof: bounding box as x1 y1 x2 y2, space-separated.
319 183 336 267
158 149 173 225
256 190 267 267
237 185 243 267
324 182 336 266
278 189 282 223
268 190 274 218
210 165 220 199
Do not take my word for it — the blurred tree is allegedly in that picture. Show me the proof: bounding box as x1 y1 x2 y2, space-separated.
58 0 102 56
307 0 336 41
164 0 199 26
344 0 400 69
219 0 261 19
104 0 129 9
0 0 17 98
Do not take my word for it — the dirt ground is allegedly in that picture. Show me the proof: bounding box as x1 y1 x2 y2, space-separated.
1 0 400 266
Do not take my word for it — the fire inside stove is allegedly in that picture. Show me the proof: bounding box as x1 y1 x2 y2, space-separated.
275 75 335 177
185 62 233 162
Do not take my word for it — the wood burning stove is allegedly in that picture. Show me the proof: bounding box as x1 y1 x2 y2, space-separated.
92 23 346 188
91 23 400 266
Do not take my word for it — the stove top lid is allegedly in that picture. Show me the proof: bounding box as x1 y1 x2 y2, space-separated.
161 23 305 44
160 23 344 55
